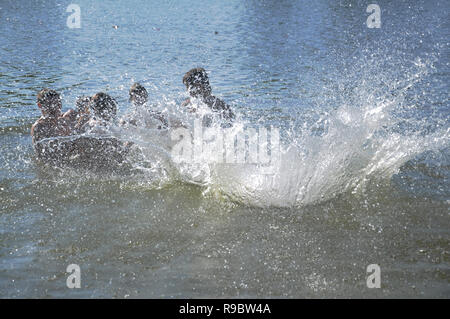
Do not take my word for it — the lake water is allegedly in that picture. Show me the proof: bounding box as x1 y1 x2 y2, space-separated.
0 0 449 298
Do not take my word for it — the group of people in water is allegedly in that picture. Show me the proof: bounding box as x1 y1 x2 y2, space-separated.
31 68 234 167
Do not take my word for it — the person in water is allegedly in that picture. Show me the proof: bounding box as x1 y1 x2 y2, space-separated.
121 83 168 129
31 88 71 163
62 96 91 132
73 92 132 168
181 68 235 123
129 82 148 107
78 92 118 132
31 89 71 158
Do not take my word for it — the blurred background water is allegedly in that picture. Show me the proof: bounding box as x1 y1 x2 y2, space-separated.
0 0 449 298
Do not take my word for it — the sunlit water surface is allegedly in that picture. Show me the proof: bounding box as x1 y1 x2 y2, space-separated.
0 0 449 298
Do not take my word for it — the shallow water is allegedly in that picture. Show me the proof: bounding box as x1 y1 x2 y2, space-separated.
0 0 449 298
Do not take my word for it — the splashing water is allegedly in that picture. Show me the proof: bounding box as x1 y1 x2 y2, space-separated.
93 53 449 208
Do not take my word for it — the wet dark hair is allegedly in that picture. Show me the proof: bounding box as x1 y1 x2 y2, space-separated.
129 83 148 106
37 88 61 115
90 92 117 121
75 96 91 113
182 68 212 97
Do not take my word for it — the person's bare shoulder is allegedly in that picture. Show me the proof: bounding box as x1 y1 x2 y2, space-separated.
62 109 77 122
57 117 73 135
63 109 75 117
31 120 39 135
74 114 90 132
31 119 45 141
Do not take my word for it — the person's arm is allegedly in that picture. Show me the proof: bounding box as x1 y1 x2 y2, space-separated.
62 109 77 121
181 98 191 108
31 121 44 144
223 104 235 121
181 98 197 113
74 114 91 133
150 111 169 129
212 97 235 121
61 110 78 134
58 117 73 136
30 121 49 159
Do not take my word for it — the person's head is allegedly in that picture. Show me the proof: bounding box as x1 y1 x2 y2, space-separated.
75 96 91 114
129 83 148 106
90 92 117 122
37 88 62 117
183 68 212 98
